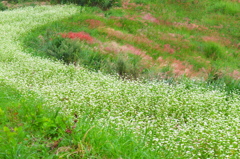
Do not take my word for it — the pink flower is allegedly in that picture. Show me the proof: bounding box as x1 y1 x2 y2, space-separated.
61 32 94 43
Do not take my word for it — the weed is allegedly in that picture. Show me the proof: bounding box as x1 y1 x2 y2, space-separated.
113 53 143 79
201 42 225 61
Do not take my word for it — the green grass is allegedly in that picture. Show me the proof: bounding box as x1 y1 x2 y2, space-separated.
0 82 159 158
22 0 240 81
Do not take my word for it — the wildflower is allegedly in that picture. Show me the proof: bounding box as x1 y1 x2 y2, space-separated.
61 31 94 43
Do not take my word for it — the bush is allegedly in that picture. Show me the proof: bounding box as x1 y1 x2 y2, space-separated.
0 2 8 11
52 0 121 10
38 31 107 68
43 36 81 65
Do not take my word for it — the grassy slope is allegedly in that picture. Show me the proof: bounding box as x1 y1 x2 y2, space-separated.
23 0 240 81
0 2 240 158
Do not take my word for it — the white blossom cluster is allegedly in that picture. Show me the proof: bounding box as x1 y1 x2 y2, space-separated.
0 6 240 157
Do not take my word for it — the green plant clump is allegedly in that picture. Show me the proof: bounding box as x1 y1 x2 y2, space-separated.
36 31 146 79
0 2 8 11
202 42 224 61
52 0 121 10
44 36 82 65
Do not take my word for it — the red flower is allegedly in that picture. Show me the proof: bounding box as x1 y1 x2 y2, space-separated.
61 32 94 43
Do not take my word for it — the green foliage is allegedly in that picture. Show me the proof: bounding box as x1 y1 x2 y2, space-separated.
0 83 159 158
207 67 240 93
208 1 240 16
201 42 225 61
52 0 121 10
26 29 150 79
35 30 105 68
22 0 240 83
44 37 82 65
0 2 8 11
43 36 145 79
4 0 28 4
104 8 126 17
113 53 143 79
133 0 162 4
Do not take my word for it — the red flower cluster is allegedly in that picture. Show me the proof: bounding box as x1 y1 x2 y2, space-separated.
61 32 94 43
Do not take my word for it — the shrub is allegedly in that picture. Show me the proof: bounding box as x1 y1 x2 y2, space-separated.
52 0 121 10
0 2 8 11
81 0 121 10
43 36 82 65
39 31 107 68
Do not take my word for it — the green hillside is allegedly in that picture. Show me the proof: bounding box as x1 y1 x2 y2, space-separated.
0 1 239 158
22 0 240 82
